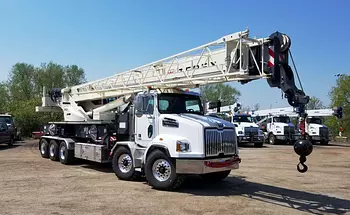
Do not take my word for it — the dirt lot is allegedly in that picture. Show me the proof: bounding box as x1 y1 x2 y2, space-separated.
1 140 350 215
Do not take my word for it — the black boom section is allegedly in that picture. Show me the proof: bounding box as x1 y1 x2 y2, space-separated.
266 31 309 112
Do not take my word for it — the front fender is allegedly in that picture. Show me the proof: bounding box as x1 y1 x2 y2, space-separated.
143 134 205 161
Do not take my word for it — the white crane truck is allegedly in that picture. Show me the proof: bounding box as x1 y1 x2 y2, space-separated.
206 104 265 147
36 29 312 190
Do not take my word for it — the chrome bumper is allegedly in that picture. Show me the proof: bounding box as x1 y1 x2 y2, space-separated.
175 155 240 174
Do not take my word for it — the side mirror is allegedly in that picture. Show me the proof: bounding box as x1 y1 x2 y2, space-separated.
233 124 238 127
135 110 143 118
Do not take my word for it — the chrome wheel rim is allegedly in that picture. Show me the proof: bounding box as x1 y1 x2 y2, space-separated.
118 154 132 173
60 146 66 160
152 159 171 182
41 143 46 154
49 144 55 157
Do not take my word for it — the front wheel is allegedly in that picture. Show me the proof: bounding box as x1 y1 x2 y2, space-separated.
112 146 138 181
145 149 184 191
8 136 14 146
268 134 276 145
254 142 263 148
320 140 329 145
200 170 231 183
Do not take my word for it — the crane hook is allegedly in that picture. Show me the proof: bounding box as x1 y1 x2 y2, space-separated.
297 155 308 173
297 162 308 173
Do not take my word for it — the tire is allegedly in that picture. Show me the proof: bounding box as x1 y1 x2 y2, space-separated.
268 133 276 145
8 136 14 146
49 140 59 161
59 141 74 165
112 146 138 181
254 142 263 148
40 139 49 158
320 140 329 145
145 149 184 191
200 170 231 183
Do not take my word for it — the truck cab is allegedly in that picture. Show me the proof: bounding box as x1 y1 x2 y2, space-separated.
303 117 329 145
209 112 264 147
259 115 300 145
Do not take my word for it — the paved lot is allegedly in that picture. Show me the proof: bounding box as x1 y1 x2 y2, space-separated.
1 140 350 215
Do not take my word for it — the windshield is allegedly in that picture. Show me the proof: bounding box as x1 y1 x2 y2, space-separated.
0 116 13 124
157 93 204 115
308 117 322 124
232 115 252 123
273 116 290 123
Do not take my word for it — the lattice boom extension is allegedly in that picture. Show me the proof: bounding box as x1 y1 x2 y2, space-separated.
66 29 276 102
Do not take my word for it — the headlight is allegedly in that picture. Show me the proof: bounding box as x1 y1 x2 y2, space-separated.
275 126 281 129
310 127 315 130
238 131 243 135
176 140 190 152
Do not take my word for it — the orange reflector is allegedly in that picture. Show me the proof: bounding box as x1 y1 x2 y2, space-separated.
159 138 163 141
176 143 181 152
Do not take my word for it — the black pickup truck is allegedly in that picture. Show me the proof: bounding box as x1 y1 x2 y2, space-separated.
0 122 14 146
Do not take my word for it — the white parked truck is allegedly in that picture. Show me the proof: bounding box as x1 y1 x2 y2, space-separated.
35 29 311 190
255 114 300 145
253 107 341 145
206 104 264 147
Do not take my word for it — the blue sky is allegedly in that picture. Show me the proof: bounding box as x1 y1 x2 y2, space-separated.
0 0 349 109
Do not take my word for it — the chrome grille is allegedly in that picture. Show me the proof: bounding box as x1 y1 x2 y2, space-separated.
244 127 259 136
319 127 329 138
205 128 236 157
283 126 295 135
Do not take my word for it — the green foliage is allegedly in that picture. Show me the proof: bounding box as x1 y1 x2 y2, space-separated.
1 61 86 137
199 83 241 106
307 96 325 109
325 74 350 137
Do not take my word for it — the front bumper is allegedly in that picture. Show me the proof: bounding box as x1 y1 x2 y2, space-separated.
175 155 241 174
237 135 264 143
275 134 300 141
309 135 329 141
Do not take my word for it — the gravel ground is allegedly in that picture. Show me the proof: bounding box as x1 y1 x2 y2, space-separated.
0 140 350 215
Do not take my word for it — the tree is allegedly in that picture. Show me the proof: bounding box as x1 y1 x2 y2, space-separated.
199 83 241 106
307 96 324 109
325 74 350 136
1 61 86 137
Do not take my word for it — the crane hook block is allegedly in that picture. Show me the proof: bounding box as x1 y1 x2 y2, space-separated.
293 139 313 173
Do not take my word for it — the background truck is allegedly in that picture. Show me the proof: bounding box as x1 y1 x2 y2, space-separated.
0 113 20 144
255 114 300 145
35 28 311 190
206 103 264 147
251 107 343 145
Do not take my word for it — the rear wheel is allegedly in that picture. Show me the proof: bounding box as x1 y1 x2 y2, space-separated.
112 146 138 181
201 170 231 183
59 141 74 165
40 139 49 158
49 140 59 161
145 149 184 191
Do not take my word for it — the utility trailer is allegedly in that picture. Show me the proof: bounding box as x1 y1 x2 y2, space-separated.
36 29 312 190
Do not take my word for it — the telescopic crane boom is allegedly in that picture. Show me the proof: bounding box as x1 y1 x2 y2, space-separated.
35 29 313 191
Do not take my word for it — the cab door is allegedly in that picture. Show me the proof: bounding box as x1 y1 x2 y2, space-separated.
134 94 156 147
